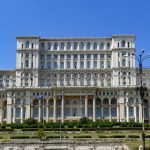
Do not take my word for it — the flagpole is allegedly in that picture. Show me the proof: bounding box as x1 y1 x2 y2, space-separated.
43 92 44 128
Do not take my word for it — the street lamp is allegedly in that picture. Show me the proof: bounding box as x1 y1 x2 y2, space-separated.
132 50 150 150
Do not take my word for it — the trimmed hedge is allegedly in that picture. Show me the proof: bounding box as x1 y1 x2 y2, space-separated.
128 135 140 138
145 135 150 138
99 135 125 138
73 135 91 138
109 135 125 138
10 136 30 139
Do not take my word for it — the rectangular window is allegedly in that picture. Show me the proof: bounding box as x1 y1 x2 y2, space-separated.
74 54 78 59
129 107 134 116
54 55 57 59
47 62 51 69
96 108 101 117
94 61 97 69
67 61 70 68
107 61 111 68
80 61 84 69
103 108 109 117
100 61 104 68
87 54 91 59
25 60 29 67
54 62 57 69
16 108 21 118
80 54 84 59
87 61 91 68
111 107 117 117
67 54 71 59
47 54 51 59
60 54 64 59
100 54 104 59
60 61 64 69
65 108 70 117
74 61 77 69
94 54 98 59
107 54 111 59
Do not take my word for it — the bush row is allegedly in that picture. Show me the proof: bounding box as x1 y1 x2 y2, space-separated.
4 134 150 139
0 117 149 129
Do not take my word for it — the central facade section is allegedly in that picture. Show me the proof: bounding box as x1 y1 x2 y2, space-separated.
7 34 140 123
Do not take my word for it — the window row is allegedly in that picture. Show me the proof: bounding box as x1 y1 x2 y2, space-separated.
40 60 111 69
40 54 111 60
40 41 111 51
39 72 112 79
39 78 112 87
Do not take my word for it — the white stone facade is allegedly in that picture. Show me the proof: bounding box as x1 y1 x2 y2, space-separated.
0 34 150 124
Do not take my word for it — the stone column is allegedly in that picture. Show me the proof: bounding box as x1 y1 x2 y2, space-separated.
109 99 111 122
38 100 41 122
0 106 3 123
93 97 96 122
46 99 49 122
134 104 137 122
139 102 142 123
20 105 23 123
101 100 103 120
25 91 31 119
53 97 56 122
13 105 16 123
148 106 150 124
117 104 120 122
61 96 64 123
85 96 88 117
7 104 12 124
126 102 129 122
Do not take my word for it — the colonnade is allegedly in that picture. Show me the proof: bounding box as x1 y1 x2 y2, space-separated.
1 96 150 124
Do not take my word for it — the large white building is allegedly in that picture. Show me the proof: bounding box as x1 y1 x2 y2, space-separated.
0 34 150 124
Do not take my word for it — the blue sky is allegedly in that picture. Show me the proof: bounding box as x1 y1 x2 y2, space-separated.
0 0 150 69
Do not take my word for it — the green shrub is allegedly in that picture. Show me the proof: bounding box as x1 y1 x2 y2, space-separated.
36 128 46 139
23 118 38 128
11 123 23 129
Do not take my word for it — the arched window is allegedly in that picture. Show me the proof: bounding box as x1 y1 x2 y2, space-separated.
122 40 125 47
80 73 84 78
67 73 71 78
107 43 110 49
103 98 109 105
25 41 30 48
111 98 117 105
60 42 64 50
16 98 21 105
60 74 64 78
93 42 97 50
100 42 104 49
87 42 91 50
96 98 101 105
74 42 78 50
31 43 34 49
67 42 71 50
128 97 134 105
48 42 51 50
54 42 58 50
80 42 84 50
41 42 45 49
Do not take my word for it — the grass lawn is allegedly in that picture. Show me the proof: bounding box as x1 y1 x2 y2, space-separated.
0 130 150 149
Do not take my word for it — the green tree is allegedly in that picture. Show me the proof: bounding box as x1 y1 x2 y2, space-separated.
36 128 46 140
